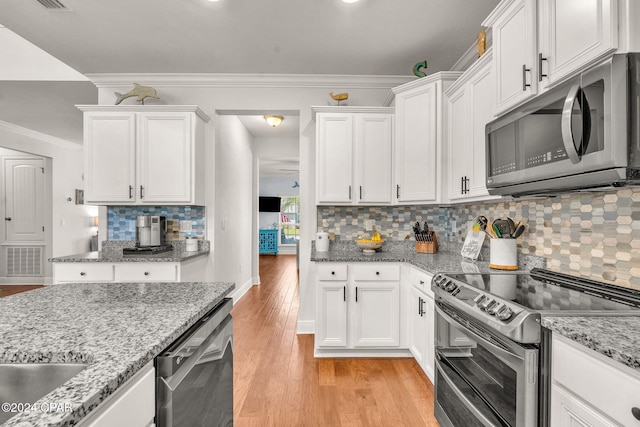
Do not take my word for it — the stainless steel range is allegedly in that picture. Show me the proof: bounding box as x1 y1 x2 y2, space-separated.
431 268 640 427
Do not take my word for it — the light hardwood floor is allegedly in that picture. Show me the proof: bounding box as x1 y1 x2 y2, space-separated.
232 255 438 426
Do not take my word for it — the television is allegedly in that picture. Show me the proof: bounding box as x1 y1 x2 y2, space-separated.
259 196 281 212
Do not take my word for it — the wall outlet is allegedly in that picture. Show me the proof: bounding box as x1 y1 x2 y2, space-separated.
179 220 192 231
364 219 374 231
451 220 457 234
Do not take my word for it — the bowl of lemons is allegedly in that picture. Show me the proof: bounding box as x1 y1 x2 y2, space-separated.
355 231 384 254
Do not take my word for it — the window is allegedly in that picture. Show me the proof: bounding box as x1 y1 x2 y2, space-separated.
279 196 300 245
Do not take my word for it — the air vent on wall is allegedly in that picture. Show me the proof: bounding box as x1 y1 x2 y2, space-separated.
36 0 72 11
6 247 43 277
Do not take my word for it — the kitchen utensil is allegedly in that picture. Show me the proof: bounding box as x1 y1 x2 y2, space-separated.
511 224 526 239
506 217 516 235
493 219 512 238
486 219 498 238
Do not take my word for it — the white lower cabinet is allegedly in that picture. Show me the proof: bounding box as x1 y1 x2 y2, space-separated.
551 334 640 427
77 362 154 427
316 263 400 350
407 267 435 382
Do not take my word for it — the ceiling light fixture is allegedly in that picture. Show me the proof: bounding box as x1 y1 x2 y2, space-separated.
264 115 284 127
342 0 360 3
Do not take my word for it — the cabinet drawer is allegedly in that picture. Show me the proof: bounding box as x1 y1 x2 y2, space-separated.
55 264 115 282
552 335 640 426
410 267 434 297
317 264 347 281
116 263 178 282
352 264 400 281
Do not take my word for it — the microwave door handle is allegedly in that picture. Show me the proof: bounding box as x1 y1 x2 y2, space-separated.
561 83 583 164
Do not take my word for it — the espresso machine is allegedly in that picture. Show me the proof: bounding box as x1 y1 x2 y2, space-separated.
124 215 172 255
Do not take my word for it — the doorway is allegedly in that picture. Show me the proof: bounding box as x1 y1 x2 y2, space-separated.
0 147 49 283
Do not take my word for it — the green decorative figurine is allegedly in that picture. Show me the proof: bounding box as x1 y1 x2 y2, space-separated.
413 60 428 78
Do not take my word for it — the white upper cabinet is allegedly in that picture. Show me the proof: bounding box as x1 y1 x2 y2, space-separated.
393 73 461 204
538 0 618 89
314 107 394 206
485 0 620 114
445 50 500 203
79 105 209 205
484 0 539 115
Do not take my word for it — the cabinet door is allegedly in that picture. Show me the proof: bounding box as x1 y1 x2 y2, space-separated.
550 385 617 427
395 83 438 203
316 282 348 347
84 113 136 204
468 59 495 198
351 281 400 347
539 0 617 89
355 114 393 204
409 286 429 367
138 112 193 203
446 86 470 201
493 0 538 113
316 113 353 204
116 263 178 282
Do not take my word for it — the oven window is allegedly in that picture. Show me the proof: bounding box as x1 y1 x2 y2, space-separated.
437 319 517 427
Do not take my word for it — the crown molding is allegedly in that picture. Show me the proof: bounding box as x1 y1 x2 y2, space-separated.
446 48 494 96
391 71 463 95
310 105 395 121
0 120 81 150
85 73 415 89
482 0 515 27
76 104 211 122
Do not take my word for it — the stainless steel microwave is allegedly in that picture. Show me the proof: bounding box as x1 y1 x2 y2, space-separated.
485 53 640 197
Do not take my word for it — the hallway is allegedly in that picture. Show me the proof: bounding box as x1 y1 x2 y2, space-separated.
232 255 438 426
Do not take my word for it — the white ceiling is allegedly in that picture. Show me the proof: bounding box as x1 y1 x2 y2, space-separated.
0 0 499 75
0 0 499 173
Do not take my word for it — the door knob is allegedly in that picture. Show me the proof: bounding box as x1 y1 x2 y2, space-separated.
4 217 11 221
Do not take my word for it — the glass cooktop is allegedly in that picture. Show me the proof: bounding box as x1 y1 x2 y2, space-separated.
445 268 640 313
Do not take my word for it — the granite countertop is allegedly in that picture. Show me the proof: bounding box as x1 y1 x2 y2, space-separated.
541 316 640 372
0 280 234 426
50 240 210 263
312 241 640 374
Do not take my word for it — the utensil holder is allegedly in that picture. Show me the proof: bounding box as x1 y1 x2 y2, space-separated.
416 232 438 254
489 238 518 270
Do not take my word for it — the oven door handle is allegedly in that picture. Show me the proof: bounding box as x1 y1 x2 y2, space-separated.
435 303 524 366
160 319 233 392
435 358 506 427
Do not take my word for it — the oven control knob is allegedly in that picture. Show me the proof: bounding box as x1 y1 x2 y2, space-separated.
473 294 486 304
479 298 495 311
451 287 461 297
487 302 504 315
445 282 458 293
496 307 514 321
439 279 450 289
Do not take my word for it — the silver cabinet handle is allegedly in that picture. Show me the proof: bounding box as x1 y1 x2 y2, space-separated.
522 65 531 91
538 53 548 81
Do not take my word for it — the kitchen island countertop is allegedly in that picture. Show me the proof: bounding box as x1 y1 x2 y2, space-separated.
311 242 640 374
0 280 234 426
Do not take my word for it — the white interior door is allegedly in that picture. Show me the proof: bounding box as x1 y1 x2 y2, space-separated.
4 158 45 242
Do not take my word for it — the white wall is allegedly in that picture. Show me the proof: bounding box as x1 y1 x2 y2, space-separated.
0 123 96 283
215 115 255 301
93 76 408 333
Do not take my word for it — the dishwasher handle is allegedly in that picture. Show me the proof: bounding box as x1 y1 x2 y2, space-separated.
159 316 233 392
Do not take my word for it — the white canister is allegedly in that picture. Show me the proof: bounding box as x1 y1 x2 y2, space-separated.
315 232 330 252
185 236 198 252
489 238 518 270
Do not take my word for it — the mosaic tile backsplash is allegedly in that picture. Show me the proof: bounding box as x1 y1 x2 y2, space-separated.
108 206 206 241
317 188 640 290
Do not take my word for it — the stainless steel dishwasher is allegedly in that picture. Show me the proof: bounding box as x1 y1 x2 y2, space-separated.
156 298 233 427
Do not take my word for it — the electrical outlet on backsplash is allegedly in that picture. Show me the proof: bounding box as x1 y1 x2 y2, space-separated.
108 206 206 241
316 187 640 289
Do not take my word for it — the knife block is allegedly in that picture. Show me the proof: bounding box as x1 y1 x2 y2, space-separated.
416 232 438 254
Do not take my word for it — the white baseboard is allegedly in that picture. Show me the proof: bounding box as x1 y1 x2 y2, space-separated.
314 348 413 358
296 320 315 335
252 275 261 285
229 277 253 304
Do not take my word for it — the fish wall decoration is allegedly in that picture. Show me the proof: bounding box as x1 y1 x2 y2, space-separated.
114 83 159 105
413 60 428 78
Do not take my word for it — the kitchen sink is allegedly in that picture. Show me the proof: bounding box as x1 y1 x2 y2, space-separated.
0 363 87 424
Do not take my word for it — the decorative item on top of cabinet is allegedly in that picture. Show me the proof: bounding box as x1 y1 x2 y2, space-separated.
329 91 349 105
114 83 159 105
445 48 500 204
313 106 394 205
392 72 461 205
413 60 428 78
77 105 210 205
